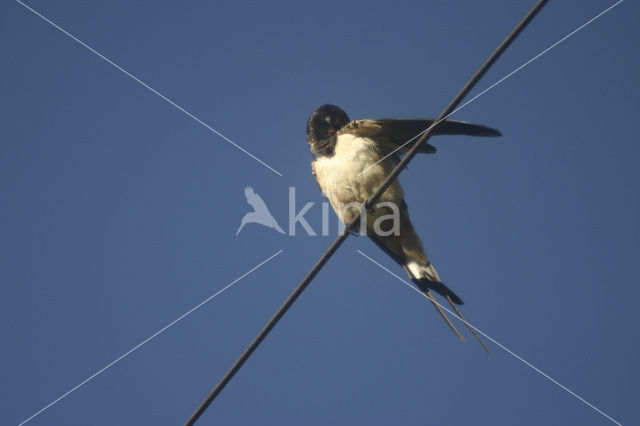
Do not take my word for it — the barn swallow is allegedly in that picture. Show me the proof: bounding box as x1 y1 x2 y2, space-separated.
306 104 500 350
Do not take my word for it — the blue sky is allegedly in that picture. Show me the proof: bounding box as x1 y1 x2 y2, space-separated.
1 1 638 425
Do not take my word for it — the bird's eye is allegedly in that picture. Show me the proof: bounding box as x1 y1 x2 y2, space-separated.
324 116 332 124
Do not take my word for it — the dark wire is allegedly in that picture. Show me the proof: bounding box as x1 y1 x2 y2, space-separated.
185 1 549 424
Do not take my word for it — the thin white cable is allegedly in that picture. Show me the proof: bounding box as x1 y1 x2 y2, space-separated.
356 249 622 426
359 0 624 176
15 0 284 177
18 249 284 426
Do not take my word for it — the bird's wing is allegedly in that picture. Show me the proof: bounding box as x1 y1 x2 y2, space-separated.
245 186 269 212
340 119 501 155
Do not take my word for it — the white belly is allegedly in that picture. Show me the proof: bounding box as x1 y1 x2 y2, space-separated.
312 134 404 221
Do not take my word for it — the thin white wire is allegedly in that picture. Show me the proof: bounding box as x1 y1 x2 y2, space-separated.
359 0 624 176
17 249 284 426
356 249 622 426
15 0 284 177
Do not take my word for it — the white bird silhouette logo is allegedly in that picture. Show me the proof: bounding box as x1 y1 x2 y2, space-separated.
236 186 285 235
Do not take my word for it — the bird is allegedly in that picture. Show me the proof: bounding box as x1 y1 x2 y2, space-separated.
306 104 501 351
236 186 285 235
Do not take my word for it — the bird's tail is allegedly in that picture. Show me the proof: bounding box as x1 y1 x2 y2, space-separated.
406 261 463 305
404 263 490 353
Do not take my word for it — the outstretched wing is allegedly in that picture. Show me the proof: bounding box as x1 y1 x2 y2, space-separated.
245 186 269 212
340 118 501 155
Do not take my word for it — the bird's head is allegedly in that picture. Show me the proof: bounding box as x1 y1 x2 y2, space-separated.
306 104 350 157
